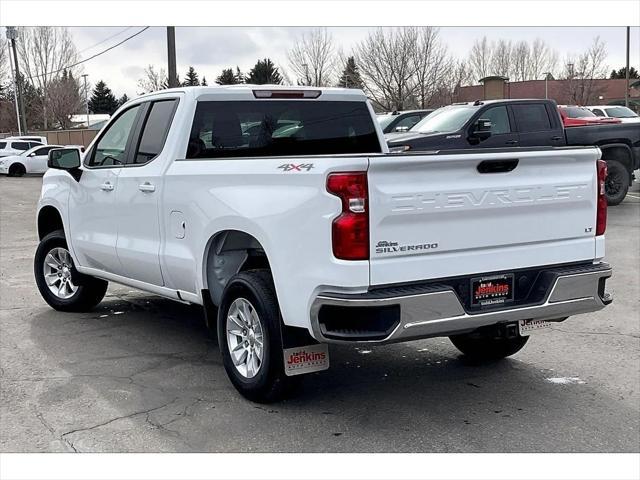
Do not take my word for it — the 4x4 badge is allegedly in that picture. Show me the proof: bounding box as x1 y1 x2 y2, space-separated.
278 163 314 172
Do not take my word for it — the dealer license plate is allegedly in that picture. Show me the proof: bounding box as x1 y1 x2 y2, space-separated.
518 319 551 335
471 274 514 307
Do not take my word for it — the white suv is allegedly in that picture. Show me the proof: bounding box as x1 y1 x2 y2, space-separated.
0 139 43 158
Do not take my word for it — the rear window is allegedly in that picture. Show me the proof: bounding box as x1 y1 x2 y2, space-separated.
512 104 552 131
133 99 178 164
186 101 381 159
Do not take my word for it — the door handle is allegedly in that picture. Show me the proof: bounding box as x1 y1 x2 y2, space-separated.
551 136 563 141
100 182 114 191
138 182 156 193
505 140 519 145
477 159 519 174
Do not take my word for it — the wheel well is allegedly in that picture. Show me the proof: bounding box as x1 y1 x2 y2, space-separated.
38 206 64 240
600 145 632 173
204 230 271 306
9 163 25 173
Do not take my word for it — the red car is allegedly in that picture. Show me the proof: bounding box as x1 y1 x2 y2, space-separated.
558 105 622 127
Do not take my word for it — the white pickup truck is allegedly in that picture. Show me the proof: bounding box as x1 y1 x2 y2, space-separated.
35 85 612 402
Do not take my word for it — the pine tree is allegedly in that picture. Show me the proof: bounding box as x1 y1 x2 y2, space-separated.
182 66 200 86
246 59 282 85
215 68 238 85
610 66 639 79
235 66 245 84
88 80 119 115
117 94 130 107
337 56 364 90
201 76 208 86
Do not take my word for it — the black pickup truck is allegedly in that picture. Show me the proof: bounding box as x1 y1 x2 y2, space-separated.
386 99 640 204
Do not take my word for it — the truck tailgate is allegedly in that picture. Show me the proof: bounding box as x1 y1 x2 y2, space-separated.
368 148 600 286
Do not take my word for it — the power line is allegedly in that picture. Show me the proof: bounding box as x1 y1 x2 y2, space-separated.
77 26 133 55
27 27 150 79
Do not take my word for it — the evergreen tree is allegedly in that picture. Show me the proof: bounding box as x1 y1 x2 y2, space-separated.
337 56 364 89
117 94 130 107
246 58 282 85
610 66 639 79
201 76 208 86
216 68 238 85
182 66 200 86
88 80 119 114
235 66 245 84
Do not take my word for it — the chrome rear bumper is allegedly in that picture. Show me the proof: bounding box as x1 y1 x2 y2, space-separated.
310 263 612 344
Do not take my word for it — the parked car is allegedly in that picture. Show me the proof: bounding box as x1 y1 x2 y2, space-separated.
558 105 622 127
35 86 612 402
386 99 640 204
377 109 434 133
5 135 48 145
0 145 63 176
0 139 43 158
586 105 640 123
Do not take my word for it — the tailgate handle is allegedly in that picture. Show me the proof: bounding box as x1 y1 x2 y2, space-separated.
477 159 519 174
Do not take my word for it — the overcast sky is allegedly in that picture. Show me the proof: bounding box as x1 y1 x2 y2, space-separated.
63 26 640 97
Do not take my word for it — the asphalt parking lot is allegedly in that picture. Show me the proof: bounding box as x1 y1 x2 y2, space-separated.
1 175 638 453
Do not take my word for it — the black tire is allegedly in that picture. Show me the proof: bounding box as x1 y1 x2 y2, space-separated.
449 329 529 361
604 160 630 206
217 269 296 403
8 163 26 177
34 229 108 312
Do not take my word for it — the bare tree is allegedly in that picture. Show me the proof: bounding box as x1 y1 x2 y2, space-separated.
411 27 448 108
48 70 83 129
16 27 79 129
529 38 558 79
287 28 338 87
137 65 167 94
437 59 473 105
468 37 492 82
511 41 531 82
563 37 608 105
355 27 418 111
0 38 9 90
490 39 513 78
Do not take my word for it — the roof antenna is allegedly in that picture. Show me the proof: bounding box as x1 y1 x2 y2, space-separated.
473 99 484 106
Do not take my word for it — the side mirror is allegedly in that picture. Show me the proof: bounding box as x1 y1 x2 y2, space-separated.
394 125 410 133
471 118 492 141
48 148 81 170
28 152 36 157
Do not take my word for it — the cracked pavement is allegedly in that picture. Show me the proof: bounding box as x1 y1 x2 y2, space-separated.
1 176 639 452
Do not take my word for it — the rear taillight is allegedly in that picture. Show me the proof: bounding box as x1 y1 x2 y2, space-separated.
596 159 607 236
326 172 369 260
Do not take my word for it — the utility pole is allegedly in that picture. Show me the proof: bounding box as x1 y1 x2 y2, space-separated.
6 38 21 134
543 72 551 99
625 26 630 108
82 74 90 128
6 27 27 133
167 27 178 88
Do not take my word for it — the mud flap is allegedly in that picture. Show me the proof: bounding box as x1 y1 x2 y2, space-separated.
201 289 218 341
280 323 329 377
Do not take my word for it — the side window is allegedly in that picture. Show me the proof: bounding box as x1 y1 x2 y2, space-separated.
12 142 30 151
0 142 6 149
132 99 178 164
28 142 42 149
481 106 511 134
88 105 141 167
592 109 604 116
32 147 51 156
512 104 552 132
